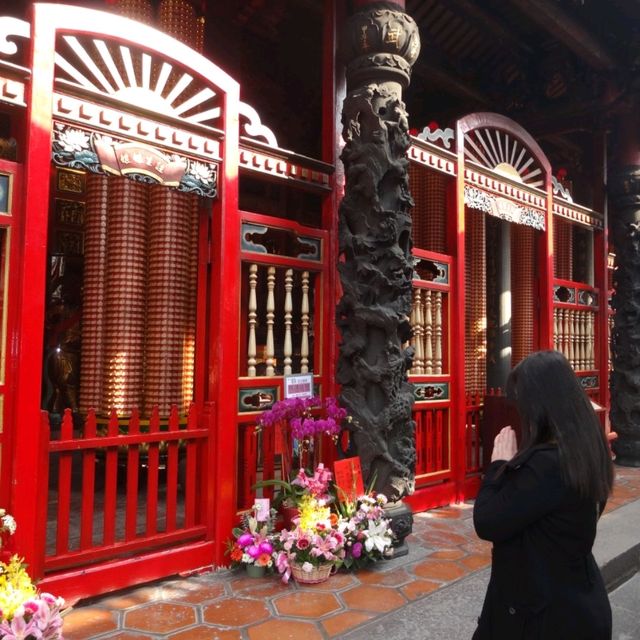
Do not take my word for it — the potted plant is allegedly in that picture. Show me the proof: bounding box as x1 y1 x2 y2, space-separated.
273 494 345 584
226 504 276 577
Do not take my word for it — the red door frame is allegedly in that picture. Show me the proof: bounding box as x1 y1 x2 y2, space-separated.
453 113 553 500
10 3 241 586
0 159 22 508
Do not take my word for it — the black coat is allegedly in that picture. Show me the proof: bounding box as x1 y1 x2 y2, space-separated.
472 445 612 640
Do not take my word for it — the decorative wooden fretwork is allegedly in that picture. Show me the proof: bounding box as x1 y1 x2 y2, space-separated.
244 263 317 378
463 127 544 189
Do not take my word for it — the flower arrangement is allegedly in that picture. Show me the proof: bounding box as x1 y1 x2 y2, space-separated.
336 494 394 570
274 494 346 584
253 463 334 510
226 504 275 573
256 396 348 476
0 555 64 640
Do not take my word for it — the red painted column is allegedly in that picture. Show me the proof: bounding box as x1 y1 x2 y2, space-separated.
451 123 467 502
209 88 241 564
9 5 57 578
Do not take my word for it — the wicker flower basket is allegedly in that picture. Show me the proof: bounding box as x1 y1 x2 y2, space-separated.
291 562 333 584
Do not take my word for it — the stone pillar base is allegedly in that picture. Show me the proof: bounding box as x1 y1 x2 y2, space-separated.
383 500 413 558
613 437 640 467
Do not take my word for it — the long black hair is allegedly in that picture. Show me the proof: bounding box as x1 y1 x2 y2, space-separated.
506 350 613 503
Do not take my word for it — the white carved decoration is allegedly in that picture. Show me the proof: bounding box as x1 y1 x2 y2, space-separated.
0 17 29 57
239 101 278 147
464 127 544 189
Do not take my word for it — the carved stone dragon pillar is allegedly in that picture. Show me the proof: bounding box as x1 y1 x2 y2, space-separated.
337 2 420 506
610 105 640 466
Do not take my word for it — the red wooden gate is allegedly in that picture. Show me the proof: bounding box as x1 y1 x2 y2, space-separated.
39 405 213 600
4 4 242 602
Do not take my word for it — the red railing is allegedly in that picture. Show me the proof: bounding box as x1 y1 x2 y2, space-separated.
465 391 483 474
43 404 210 573
414 405 449 482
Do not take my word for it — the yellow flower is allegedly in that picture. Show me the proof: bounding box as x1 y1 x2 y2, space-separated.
297 495 330 533
0 555 37 621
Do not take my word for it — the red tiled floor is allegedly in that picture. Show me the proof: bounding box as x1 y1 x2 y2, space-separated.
203 597 270 626
247 619 324 639
340 584 406 612
124 603 197 634
413 558 469 582
322 611 376 637
161 579 226 604
357 567 412 586
168 627 242 639
273 591 342 617
400 578 441 600
62 607 119 639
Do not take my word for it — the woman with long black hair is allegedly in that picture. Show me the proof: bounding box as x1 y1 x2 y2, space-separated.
473 350 614 640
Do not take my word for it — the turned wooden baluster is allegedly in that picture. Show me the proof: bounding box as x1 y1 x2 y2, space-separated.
284 269 293 375
434 291 443 374
248 264 258 377
301 271 310 373
410 288 422 374
424 290 433 374
553 308 560 353
587 311 595 370
578 311 590 369
266 266 276 376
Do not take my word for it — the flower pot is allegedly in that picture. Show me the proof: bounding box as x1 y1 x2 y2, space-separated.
291 562 333 584
245 563 266 578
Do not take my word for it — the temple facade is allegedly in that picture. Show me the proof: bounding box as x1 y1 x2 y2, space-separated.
0 0 633 601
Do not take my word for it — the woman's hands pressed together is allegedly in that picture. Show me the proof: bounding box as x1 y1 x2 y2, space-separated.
491 426 518 462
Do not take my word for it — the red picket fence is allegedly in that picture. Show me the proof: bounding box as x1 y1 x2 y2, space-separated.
414 405 449 480
43 404 210 573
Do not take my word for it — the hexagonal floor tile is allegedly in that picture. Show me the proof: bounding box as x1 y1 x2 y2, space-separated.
247 619 324 640
400 579 441 600
161 579 226 604
340 585 406 613
168 626 242 639
124 602 196 634
413 559 468 582
62 607 119 639
321 611 375 637
203 597 269 627
273 591 341 617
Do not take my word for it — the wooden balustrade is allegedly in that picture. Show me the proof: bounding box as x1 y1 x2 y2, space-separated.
410 287 444 375
43 404 209 572
245 263 314 377
553 307 596 370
